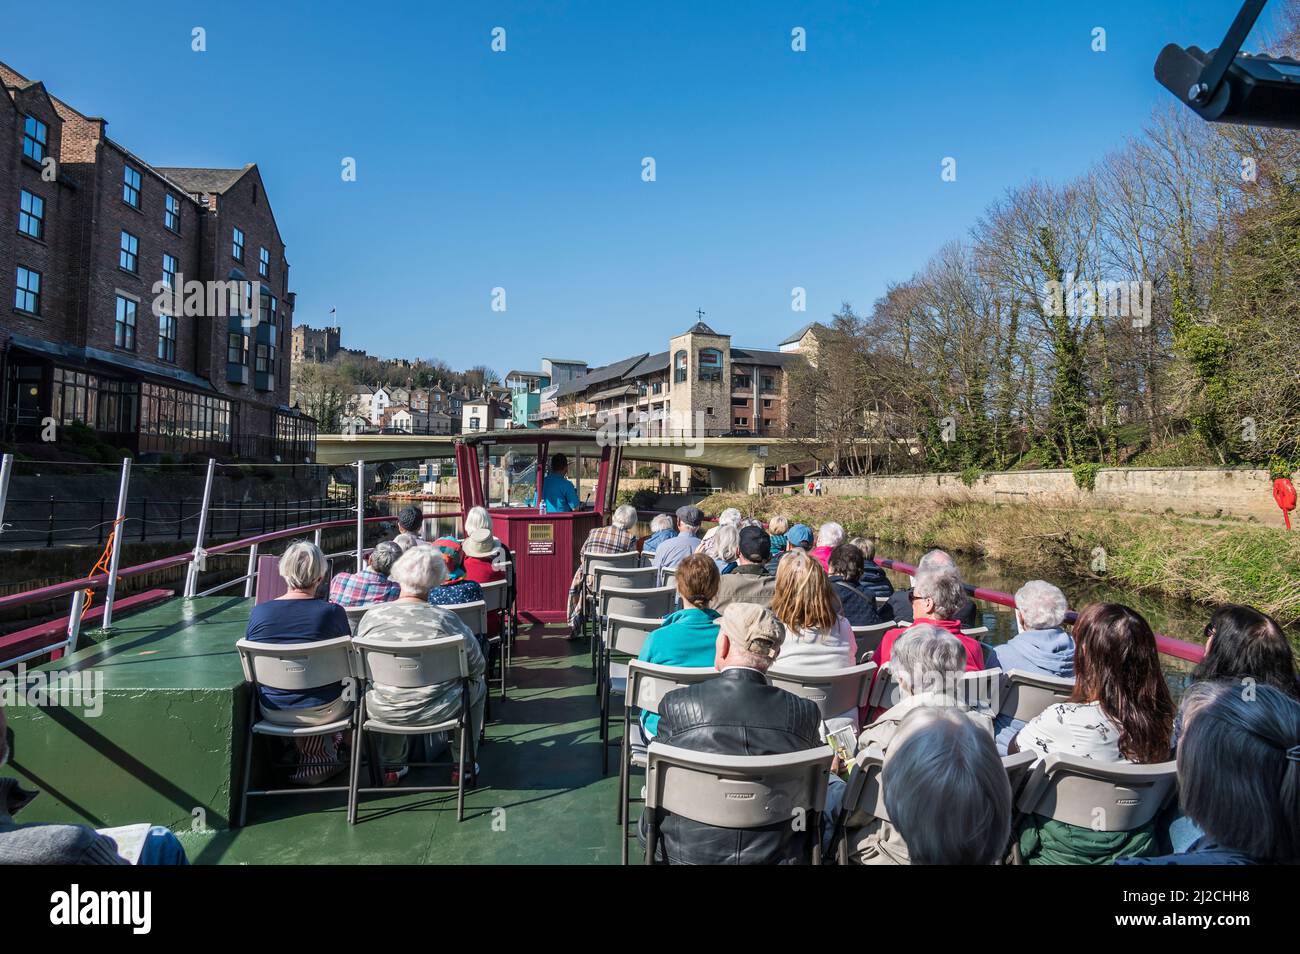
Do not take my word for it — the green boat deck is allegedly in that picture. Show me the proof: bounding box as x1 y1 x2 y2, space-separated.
5 597 629 865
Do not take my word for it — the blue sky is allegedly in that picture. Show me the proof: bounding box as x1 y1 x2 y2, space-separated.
4 1 1287 374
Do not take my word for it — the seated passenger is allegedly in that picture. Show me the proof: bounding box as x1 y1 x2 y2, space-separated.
637 554 722 737
765 522 813 576
428 540 484 617
849 536 895 604
881 707 1012 866
355 547 488 786
329 540 402 607
699 507 742 559
566 503 639 632
462 528 506 637
826 544 885 628
988 579 1075 753
1118 681 1300 866
540 453 579 513
0 703 188 865
244 540 352 785
810 521 845 572
714 526 777 611
766 515 791 558
886 549 979 628
858 625 993 754
640 513 676 554
639 603 823 864
1011 603 1175 865
770 549 857 672
712 524 740 574
652 505 704 572
395 505 427 545
463 505 512 568
392 532 422 553
875 568 985 676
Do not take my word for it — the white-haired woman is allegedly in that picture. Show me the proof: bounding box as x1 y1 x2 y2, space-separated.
463 505 511 569
244 540 351 785
988 580 1076 753
699 507 742 558
566 503 640 633
811 522 845 572
356 547 488 786
712 523 740 574
641 512 676 555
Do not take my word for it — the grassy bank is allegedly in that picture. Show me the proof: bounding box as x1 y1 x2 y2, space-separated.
699 492 1300 628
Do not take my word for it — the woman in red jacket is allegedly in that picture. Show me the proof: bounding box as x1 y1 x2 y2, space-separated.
462 528 504 636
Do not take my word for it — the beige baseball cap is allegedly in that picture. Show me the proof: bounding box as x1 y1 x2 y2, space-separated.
720 602 786 660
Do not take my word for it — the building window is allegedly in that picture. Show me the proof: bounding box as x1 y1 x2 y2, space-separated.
731 397 748 407
734 417 748 427
255 343 270 373
652 380 663 395
158 314 177 362
258 246 269 278
162 253 178 289
22 115 47 162
119 231 139 273
763 398 773 409
227 332 247 365
123 165 142 208
698 348 723 382
164 193 181 231
673 350 688 384
764 418 775 428
761 374 776 392
232 227 244 261
115 296 137 350
14 267 41 315
18 190 44 239
733 374 751 391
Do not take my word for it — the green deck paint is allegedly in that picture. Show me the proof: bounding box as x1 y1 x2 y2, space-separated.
4 600 632 864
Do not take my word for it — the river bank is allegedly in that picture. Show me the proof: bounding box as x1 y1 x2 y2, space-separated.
698 492 1300 633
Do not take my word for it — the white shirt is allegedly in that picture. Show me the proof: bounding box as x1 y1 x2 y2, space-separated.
774 616 857 671
1014 701 1124 762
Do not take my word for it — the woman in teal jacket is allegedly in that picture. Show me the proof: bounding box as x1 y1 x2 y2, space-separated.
638 553 721 737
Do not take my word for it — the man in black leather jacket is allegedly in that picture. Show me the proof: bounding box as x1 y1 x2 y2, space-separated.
639 602 824 864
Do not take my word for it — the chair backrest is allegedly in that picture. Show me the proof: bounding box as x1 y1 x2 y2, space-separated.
954 667 1005 713
600 584 677 622
254 554 288 605
1001 749 1038 804
644 741 832 830
478 579 509 613
852 621 893 661
640 550 657 568
343 603 382 635
594 564 660 593
236 635 354 691
352 634 469 688
626 660 719 714
866 663 903 710
1016 753 1178 831
441 600 488 637
605 613 663 656
961 626 990 638
583 550 640 578
768 661 878 719
999 669 1077 724
835 746 889 829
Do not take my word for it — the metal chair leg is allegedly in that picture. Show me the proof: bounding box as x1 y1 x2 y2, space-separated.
238 696 256 828
347 721 363 825
455 719 467 823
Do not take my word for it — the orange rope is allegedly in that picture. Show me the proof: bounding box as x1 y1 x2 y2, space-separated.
80 517 124 619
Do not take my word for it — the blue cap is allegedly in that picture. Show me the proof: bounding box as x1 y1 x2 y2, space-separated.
786 524 813 547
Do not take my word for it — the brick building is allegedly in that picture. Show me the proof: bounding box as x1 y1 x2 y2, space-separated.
0 61 314 462
550 320 805 438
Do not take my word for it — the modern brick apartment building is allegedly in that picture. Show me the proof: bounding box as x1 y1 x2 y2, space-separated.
0 60 314 462
551 320 805 438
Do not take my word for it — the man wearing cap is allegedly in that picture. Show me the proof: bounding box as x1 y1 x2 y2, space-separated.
641 603 824 865
714 525 777 611
764 522 813 575
651 505 704 573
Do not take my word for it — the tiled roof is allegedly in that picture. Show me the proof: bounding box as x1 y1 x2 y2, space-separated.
153 166 251 194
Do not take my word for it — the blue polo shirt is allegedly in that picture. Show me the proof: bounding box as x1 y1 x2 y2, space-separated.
541 472 579 512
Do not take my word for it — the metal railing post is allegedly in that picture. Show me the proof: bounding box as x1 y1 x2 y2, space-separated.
244 542 259 598
184 458 216 599
355 460 364 572
66 589 86 656
102 458 132 630
0 453 13 539
46 496 55 548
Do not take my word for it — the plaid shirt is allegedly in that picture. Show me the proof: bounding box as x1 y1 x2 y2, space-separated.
568 525 637 617
329 567 401 607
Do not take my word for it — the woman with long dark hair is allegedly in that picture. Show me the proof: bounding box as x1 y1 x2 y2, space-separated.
1191 604 1298 697
1011 603 1176 863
